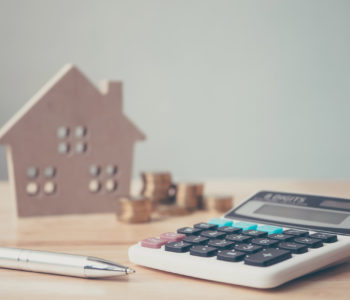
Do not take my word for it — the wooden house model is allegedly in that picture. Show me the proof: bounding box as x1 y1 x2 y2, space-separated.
0 64 145 217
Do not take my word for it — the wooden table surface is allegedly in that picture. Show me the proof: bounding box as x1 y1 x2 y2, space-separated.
1 179 350 299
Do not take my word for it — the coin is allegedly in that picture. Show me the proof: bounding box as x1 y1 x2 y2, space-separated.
154 204 191 216
173 183 204 211
203 195 234 213
140 172 173 206
116 196 152 223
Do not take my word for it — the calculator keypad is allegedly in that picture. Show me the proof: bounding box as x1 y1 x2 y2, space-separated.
294 237 323 248
234 222 258 230
226 234 252 243
183 235 209 245
243 230 268 238
208 218 233 227
160 232 186 242
257 225 283 234
234 243 263 254
309 233 338 243
208 239 235 250
141 238 168 249
194 223 218 230
268 233 294 242
284 229 309 237
278 242 308 254
190 245 218 257
200 230 226 239
217 226 242 234
245 248 292 267
251 238 279 248
217 250 246 262
177 227 202 236
165 241 193 253
141 221 338 268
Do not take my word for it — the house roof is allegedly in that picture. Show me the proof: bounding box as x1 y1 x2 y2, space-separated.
0 64 145 143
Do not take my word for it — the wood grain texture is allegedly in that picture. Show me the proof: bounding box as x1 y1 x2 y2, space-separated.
0 180 350 299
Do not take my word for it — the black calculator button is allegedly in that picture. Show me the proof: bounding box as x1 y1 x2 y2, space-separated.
200 230 226 239
190 245 218 257
234 243 262 254
269 233 294 242
194 222 218 230
284 229 309 237
294 237 323 248
217 226 242 234
251 238 279 248
244 248 292 267
183 235 209 245
278 242 308 254
217 250 246 262
207 239 235 250
309 233 338 243
177 227 202 236
165 241 192 253
226 234 252 243
243 230 268 238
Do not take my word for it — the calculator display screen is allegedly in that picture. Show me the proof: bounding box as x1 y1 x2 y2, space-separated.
254 204 347 225
320 200 350 210
225 191 350 235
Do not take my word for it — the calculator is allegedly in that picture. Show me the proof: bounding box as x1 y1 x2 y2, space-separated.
128 191 350 288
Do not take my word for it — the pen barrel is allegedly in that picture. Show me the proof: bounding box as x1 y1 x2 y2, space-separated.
0 247 87 277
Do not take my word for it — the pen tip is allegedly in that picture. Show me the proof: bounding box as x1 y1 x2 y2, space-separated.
126 268 135 274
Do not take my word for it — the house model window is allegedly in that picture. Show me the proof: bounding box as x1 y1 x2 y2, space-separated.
89 164 119 194
27 167 39 179
44 167 56 178
75 126 87 138
57 126 69 139
58 142 70 155
89 165 101 177
105 179 117 192
44 181 56 195
106 165 117 176
75 142 87 154
89 179 101 193
57 125 88 155
25 166 58 196
26 182 39 196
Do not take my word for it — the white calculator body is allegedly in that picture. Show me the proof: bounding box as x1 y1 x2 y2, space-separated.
128 191 350 288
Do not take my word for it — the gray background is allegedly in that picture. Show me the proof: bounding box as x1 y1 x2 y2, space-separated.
0 0 349 180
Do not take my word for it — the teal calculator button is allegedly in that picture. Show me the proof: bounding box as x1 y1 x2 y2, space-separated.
208 218 233 227
258 225 283 234
234 221 257 230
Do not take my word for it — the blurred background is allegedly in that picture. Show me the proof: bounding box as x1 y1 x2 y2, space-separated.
0 0 349 180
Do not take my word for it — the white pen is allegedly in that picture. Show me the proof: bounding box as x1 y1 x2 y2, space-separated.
0 247 135 278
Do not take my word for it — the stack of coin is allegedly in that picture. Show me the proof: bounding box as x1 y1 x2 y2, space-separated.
141 172 172 206
174 183 205 211
154 204 191 217
203 195 234 213
116 196 152 223
195 184 205 209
